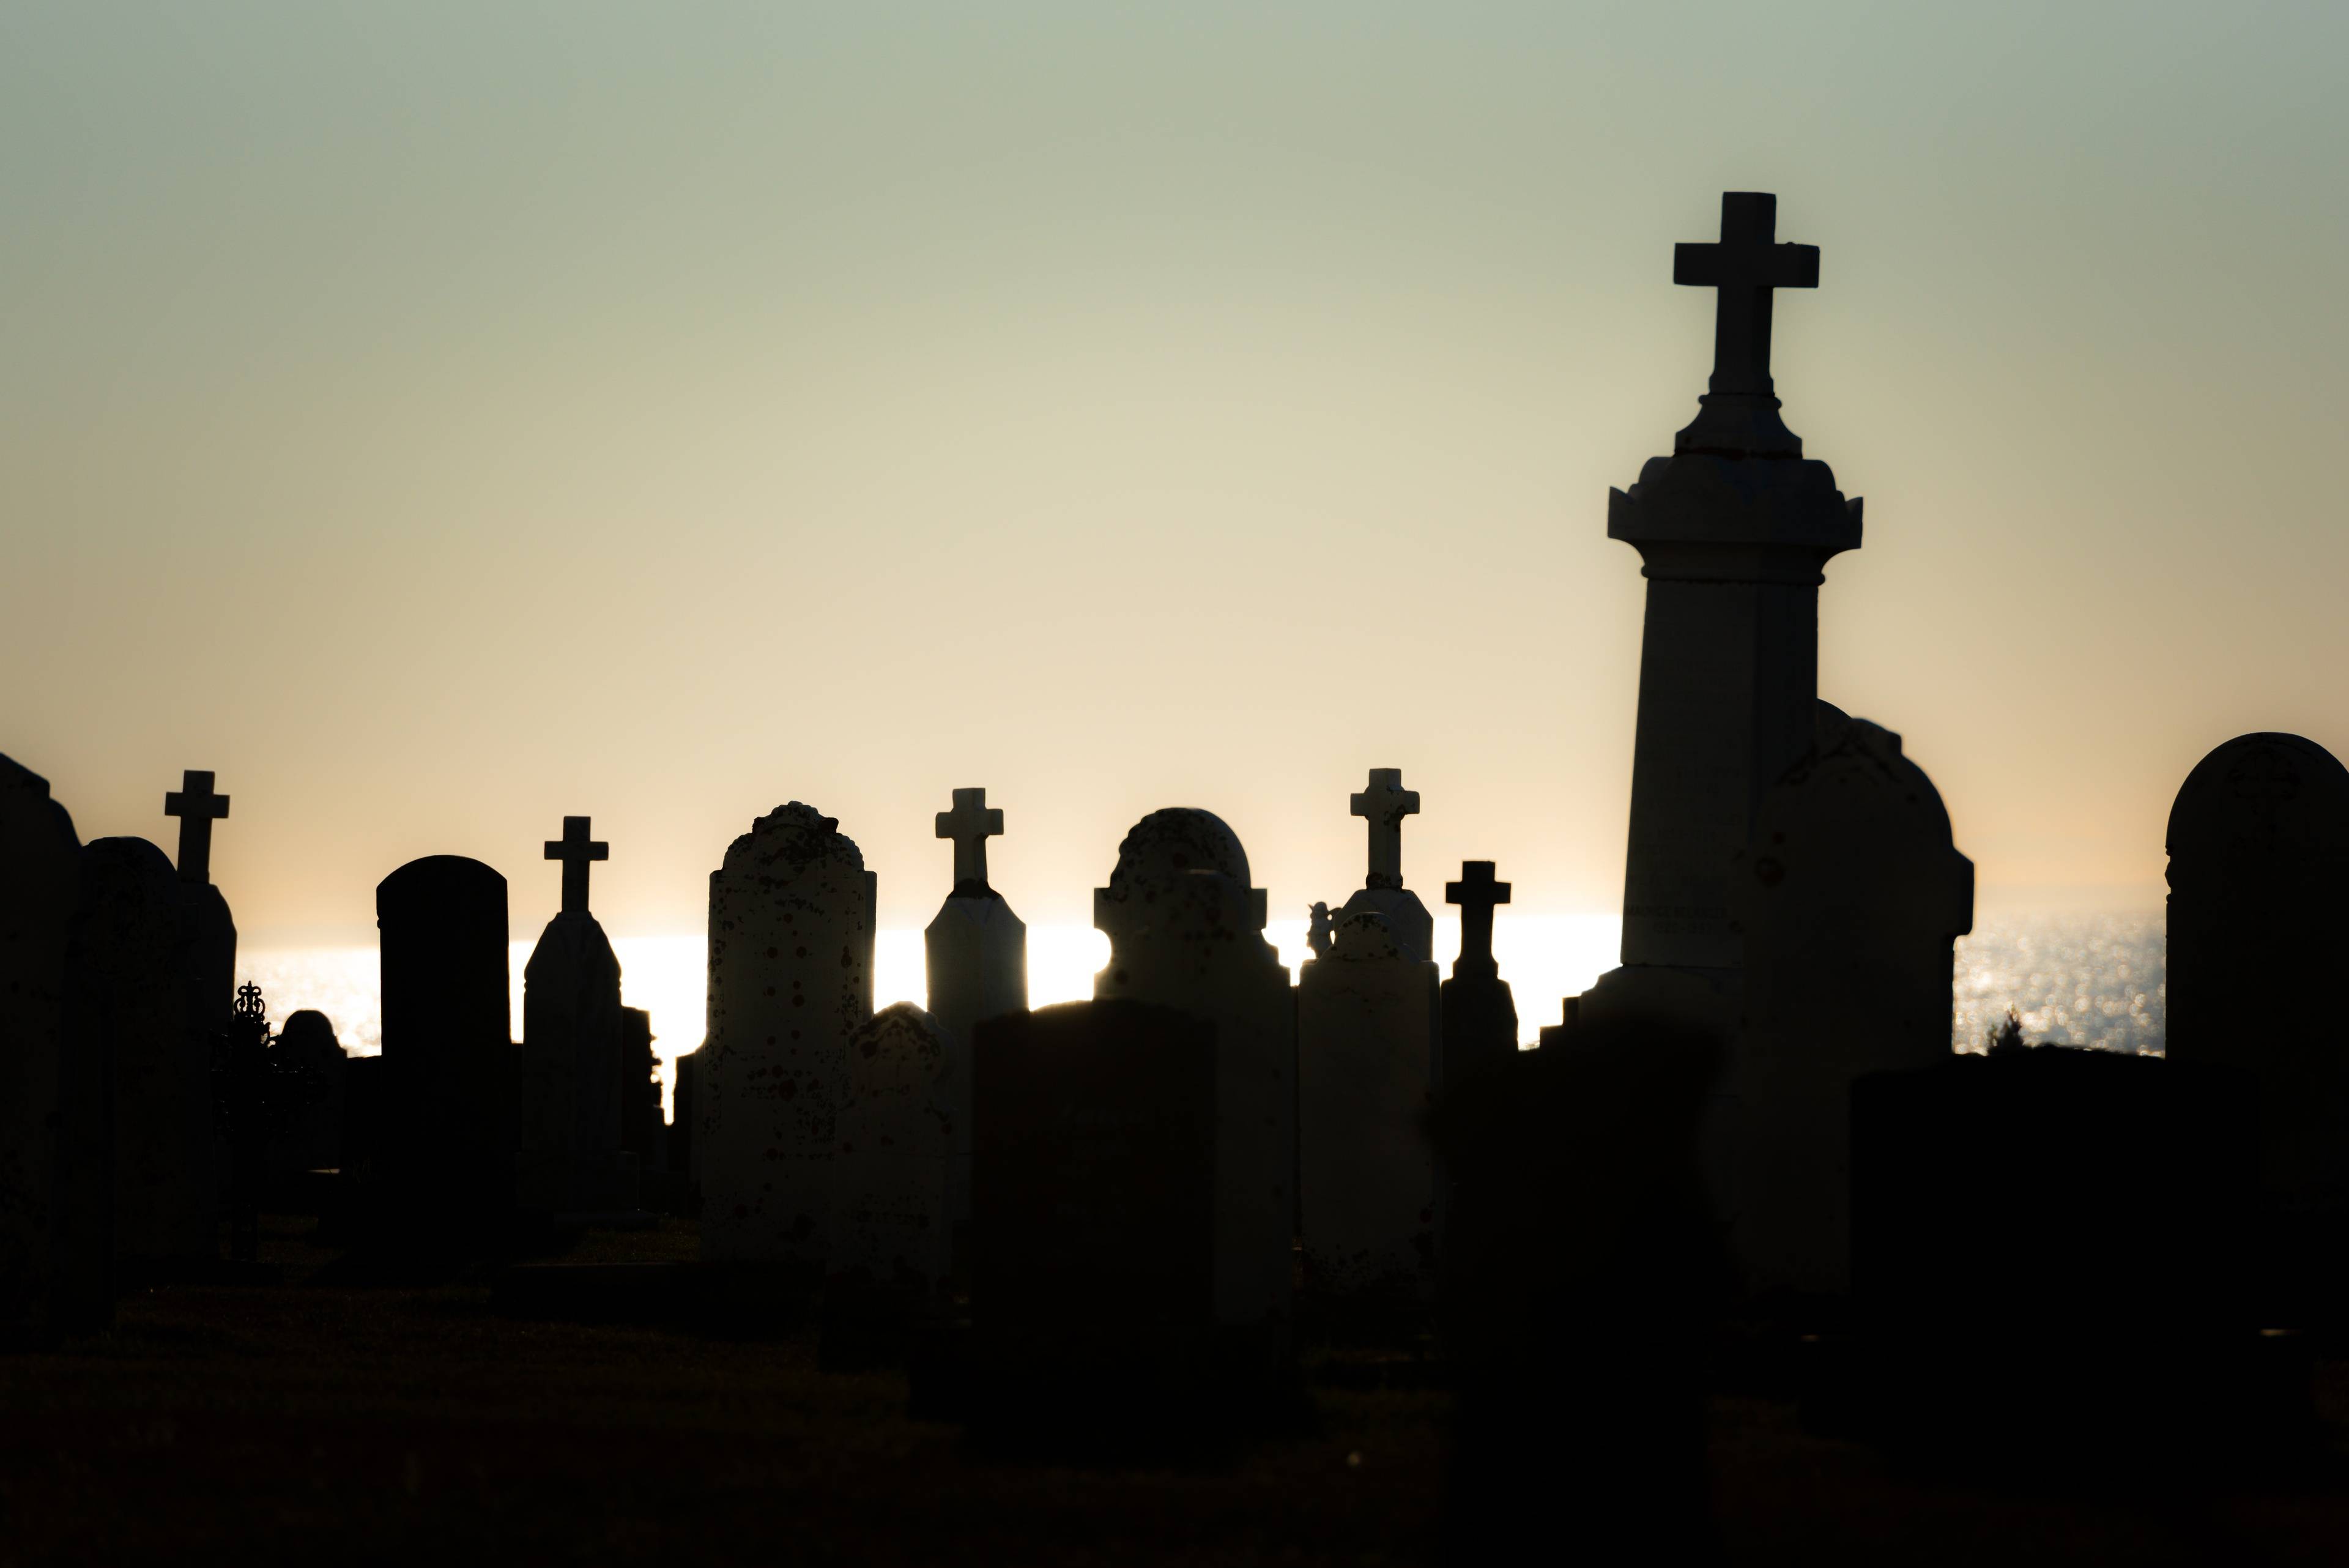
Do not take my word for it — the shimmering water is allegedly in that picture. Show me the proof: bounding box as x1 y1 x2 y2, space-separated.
236 910 2165 1111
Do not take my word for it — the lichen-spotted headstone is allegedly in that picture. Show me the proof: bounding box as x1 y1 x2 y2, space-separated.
828 1001 957 1324
377 855 516 1237
0 756 109 1336
1094 808 1294 1336
1727 704 1973 1298
2167 734 2349 1217
83 836 217 1269
700 802 875 1269
924 787 1023 1259
1297 908 1442 1312
520 816 633 1214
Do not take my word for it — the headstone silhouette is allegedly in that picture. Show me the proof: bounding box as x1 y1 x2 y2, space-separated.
520 816 633 1214
1297 908 1442 1314
700 802 875 1269
376 855 515 1238
1581 192 1864 1035
266 1009 346 1183
1725 705 1973 1298
163 769 237 1039
2167 732 2349 1310
0 756 109 1337
81 837 216 1269
1441 861 1518 1088
1339 768 1432 960
827 1001 959 1331
923 787 1025 1258
619 1006 658 1162
670 1046 701 1184
1094 808 1294 1337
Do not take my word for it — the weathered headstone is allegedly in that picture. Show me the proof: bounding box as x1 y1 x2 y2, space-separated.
1441 861 1518 1089
700 803 875 1269
1724 704 1973 1298
266 1009 346 1182
828 1001 959 1330
519 816 633 1214
1338 768 1432 960
924 787 1023 1260
2167 734 2349 1207
83 836 216 1270
377 855 516 1236
1580 193 1865 1038
1094 808 1294 1340
963 1000 1218 1430
1297 907 1442 1314
0 755 109 1337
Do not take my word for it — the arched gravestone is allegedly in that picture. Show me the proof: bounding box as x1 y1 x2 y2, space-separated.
1094 808 1294 1337
1726 704 1973 1299
0 756 109 1336
828 1001 959 1324
520 817 631 1214
81 837 217 1270
377 855 515 1232
2167 733 2349 1213
267 1009 346 1181
1297 908 1442 1312
700 802 875 1269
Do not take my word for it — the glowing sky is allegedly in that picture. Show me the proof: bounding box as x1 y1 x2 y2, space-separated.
6 1 2346 953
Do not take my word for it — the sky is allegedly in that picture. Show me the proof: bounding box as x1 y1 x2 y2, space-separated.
6 1 2347 954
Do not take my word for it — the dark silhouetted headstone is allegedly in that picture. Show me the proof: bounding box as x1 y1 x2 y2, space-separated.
827 1001 959 1337
1725 704 1973 1299
700 803 874 1269
963 1000 1219 1435
376 855 515 1238
1338 768 1431 959
0 756 109 1337
83 836 216 1270
162 768 237 1041
670 1046 700 1181
266 1009 346 1183
924 787 1024 1258
1431 1017 1726 1562
620 1006 657 1161
2167 734 2349 1304
520 816 633 1214
1441 860 1517 1088
1094 808 1294 1340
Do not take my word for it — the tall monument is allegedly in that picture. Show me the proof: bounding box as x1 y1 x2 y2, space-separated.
1583 191 1864 1027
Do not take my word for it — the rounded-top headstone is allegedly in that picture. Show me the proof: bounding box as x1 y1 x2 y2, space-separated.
721 801 864 882
2167 734 2349 884
1107 808 1252 890
276 1009 343 1065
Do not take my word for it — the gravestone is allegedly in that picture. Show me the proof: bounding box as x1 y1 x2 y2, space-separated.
83 836 216 1270
1725 704 1973 1299
1296 907 1442 1315
1581 193 1864 1041
0 755 109 1337
827 1001 959 1332
1094 808 1295 1339
962 1000 1219 1432
377 855 516 1236
700 802 875 1269
1337 768 1432 960
670 1046 700 1182
924 787 1024 1258
519 816 633 1214
620 1007 658 1162
2167 734 2349 1213
1441 861 1518 1088
163 769 237 1044
267 1009 346 1181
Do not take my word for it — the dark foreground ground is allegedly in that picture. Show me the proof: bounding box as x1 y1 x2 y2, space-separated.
4 1218 2348 1567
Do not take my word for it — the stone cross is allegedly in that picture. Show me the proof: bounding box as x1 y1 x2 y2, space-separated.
1674 191 1818 400
935 787 1004 893
163 768 230 885
1445 861 1512 975
544 815 609 916
1349 768 1419 890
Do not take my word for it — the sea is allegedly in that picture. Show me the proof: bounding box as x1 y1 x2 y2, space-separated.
237 911 2165 1114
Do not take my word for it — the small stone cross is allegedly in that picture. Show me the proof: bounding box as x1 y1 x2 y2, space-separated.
163 768 231 885
1349 768 1420 890
936 787 1004 894
544 815 609 915
1674 191 1818 400
1445 861 1512 978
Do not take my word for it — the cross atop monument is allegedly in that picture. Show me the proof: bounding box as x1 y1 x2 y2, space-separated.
544 815 609 915
1350 768 1420 890
936 787 1004 894
163 768 231 884
1445 860 1512 978
1675 191 1817 401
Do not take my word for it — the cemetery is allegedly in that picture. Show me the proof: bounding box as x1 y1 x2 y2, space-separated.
6 191 2349 1563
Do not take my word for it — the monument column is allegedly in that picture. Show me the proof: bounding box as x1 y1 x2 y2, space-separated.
1587 192 1863 1016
